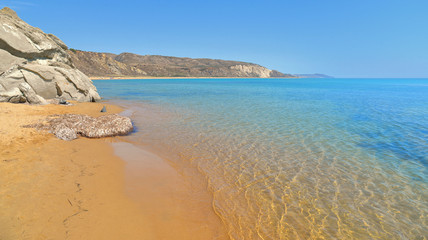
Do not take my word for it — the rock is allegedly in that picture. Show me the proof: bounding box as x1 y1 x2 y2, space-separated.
20 68 57 99
0 7 19 19
58 98 68 105
45 97 71 105
8 95 26 103
18 82 47 104
78 114 133 138
0 69 25 90
47 33 68 50
54 67 99 102
27 114 133 140
0 49 25 73
53 124 77 141
0 87 25 102
100 106 106 112
0 7 101 104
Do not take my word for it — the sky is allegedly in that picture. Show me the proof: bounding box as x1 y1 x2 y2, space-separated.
1 0 427 78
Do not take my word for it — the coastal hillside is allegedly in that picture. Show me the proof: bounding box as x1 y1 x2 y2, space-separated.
68 50 294 78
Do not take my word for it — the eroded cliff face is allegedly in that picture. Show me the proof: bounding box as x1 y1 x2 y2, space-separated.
0 7 100 104
68 50 294 78
229 65 272 78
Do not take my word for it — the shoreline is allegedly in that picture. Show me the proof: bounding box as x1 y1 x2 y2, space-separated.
113 141 228 239
0 102 153 239
0 101 228 239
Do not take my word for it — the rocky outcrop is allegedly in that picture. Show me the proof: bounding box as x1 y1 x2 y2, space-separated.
0 7 100 104
24 114 133 141
68 50 295 78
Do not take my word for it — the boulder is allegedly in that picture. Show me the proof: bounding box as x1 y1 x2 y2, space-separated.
0 7 101 104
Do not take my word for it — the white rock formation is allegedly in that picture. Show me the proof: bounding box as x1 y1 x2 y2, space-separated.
0 7 100 104
230 64 273 78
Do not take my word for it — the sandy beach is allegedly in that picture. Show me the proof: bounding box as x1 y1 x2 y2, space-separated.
0 102 152 239
0 102 228 240
1 0 426 238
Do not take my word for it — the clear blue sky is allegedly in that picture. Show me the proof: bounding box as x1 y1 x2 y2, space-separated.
2 0 427 78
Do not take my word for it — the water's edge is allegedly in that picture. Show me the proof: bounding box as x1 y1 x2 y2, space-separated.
97 78 428 239
111 128 230 239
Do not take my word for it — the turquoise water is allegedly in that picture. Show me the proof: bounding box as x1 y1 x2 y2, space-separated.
95 78 428 239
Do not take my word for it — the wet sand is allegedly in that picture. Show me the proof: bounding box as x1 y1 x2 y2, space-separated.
114 142 228 239
0 102 228 239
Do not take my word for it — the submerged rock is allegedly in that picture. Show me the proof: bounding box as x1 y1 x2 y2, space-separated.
0 7 100 104
25 114 133 140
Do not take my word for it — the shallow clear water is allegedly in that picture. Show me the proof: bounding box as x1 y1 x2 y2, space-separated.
95 78 428 239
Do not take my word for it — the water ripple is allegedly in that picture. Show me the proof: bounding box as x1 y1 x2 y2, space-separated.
95 78 428 239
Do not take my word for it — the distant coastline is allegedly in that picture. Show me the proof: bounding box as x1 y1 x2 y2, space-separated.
294 73 334 78
90 76 300 80
69 50 295 79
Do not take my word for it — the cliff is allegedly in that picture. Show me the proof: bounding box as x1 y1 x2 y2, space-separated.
68 50 295 78
0 7 100 104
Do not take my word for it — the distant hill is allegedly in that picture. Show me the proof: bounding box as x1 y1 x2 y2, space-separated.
294 74 334 78
68 50 295 78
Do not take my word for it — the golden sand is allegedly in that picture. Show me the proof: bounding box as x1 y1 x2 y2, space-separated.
114 142 228 239
0 102 228 239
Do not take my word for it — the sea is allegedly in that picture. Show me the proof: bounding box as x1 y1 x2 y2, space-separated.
94 78 428 239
